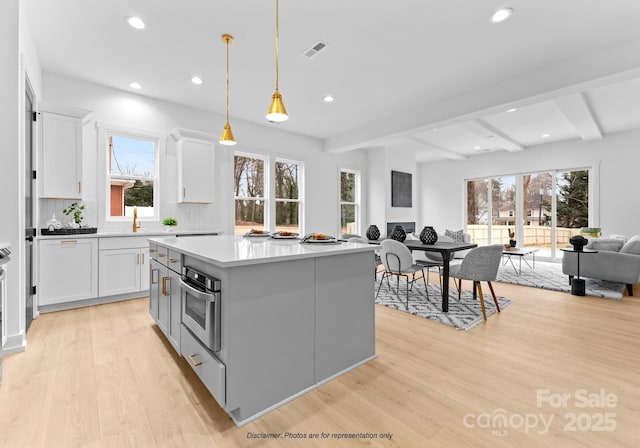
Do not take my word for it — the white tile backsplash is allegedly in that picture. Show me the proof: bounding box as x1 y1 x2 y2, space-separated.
40 198 220 233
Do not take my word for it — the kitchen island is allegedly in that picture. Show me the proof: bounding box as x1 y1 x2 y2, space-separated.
148 234 377 426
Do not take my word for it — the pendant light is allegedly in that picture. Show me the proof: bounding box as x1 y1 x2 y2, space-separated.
219 33 236 145
266 0 288 122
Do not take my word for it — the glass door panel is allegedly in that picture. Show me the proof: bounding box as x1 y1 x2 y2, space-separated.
522 172 553 257
490 176 516 247
556 169 589 256
466 179 489 246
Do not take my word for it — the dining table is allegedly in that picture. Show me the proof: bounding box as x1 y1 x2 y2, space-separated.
400 240 477 312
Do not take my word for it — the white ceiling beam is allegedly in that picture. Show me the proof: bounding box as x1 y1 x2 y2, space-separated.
405 136 467 160
460 120 525 152
554 92 603 141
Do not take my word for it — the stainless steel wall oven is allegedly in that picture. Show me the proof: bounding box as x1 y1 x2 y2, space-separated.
180 265 221 352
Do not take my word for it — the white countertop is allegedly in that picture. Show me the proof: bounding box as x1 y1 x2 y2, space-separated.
38 230 221 240
0 241 10 250
149 234 376 268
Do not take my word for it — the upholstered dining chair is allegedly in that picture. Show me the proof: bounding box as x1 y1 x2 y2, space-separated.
348 236 382 278
448 244 504 321
376 239 427 308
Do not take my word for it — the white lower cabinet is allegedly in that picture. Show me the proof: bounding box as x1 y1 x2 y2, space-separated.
98 238 150 297
39 238 98 306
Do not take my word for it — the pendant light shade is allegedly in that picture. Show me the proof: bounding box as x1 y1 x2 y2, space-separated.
266 0 288 122
220 33 236 146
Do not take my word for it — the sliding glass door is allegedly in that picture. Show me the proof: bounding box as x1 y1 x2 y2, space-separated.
465 168 591 259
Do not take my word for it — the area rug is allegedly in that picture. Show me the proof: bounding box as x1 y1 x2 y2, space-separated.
496 260 625 300
374 275 513 331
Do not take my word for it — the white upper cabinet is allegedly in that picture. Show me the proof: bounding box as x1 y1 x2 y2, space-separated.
39 104 91 199
170 128 216 204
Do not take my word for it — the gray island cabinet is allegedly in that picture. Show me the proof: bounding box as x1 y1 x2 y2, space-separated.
148 234 377 426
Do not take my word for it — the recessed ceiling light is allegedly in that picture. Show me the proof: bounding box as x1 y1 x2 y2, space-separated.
323 95 334 103
127 17 145 30
491 8 513 23
191 76 203 85
474 146 481 150
541 133 550 138
129 82 142 90
506 108 518 113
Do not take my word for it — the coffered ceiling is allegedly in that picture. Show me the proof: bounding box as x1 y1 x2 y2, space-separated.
23 0 640 162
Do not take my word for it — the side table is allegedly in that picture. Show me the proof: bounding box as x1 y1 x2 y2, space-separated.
561 247 598 296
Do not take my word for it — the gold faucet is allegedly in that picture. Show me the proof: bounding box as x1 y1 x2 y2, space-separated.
133 206 141 232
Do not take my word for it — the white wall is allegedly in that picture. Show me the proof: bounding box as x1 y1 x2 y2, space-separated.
417 129 640 237
0 0 43 353
367 146 418 236
40 73 369 237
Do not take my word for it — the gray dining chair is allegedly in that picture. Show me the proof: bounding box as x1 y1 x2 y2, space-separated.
348 236 382 278
376 239 427 308
448 244 504 321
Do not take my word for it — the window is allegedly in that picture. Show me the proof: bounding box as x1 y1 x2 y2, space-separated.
275 160 301 233
107 133 158 220
234 154 265 234
466 168 592 258
339 169 360 236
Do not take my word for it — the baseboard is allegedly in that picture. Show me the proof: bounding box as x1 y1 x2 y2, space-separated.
39 291 149 313
3 333 26 354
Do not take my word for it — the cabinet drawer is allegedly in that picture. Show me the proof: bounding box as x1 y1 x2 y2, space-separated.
167 249 182 273
100 236 150 250
152 245 169 265
181 325 226 407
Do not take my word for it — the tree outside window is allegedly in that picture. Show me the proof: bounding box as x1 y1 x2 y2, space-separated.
234 155 265 234
275 161 301 233
107 135 157 219
340 170 359 236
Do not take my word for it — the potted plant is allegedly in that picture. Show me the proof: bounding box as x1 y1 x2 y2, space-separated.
162 217 178 232
580 227 601 238
63 202 85 228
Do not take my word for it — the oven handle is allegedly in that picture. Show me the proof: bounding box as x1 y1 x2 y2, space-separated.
179 278 218 302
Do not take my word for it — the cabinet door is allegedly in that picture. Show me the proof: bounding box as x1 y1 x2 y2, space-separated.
177 138 215 203
41 112 82 199
157 265 171 335
39 238 98 305
98 248 141 297
140 248 150 291
167 270 182 352
149 259 160 320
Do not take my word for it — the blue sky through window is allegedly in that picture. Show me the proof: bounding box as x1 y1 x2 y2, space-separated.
110 136 155 177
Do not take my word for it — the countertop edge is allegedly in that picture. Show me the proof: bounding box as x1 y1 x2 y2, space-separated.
38 230 222 240
149 236 377 268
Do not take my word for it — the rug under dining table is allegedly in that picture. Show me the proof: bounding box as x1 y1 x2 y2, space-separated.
374 274 513 330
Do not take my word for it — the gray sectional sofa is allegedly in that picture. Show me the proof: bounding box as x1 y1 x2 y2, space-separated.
562 235 640 296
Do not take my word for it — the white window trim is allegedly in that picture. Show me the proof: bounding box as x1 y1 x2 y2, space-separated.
96 122 164 226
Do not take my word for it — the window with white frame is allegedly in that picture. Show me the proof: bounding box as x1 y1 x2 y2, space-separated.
106 132 158 220
339 169 360 236
275 160 302 233
234 154 266 234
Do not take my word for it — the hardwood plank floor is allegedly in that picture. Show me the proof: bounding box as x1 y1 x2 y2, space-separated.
1 281 639 447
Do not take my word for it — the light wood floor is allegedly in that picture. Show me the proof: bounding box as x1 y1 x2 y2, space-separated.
1 281 639 448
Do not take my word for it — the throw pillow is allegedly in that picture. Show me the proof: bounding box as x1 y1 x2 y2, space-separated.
620 236 640 255
445 229 465 243
587 238 624 252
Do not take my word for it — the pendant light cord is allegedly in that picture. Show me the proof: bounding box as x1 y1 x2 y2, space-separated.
226 36 230 123
275 0 279 91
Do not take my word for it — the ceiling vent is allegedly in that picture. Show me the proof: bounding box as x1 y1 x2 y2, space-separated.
302 41 329 59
